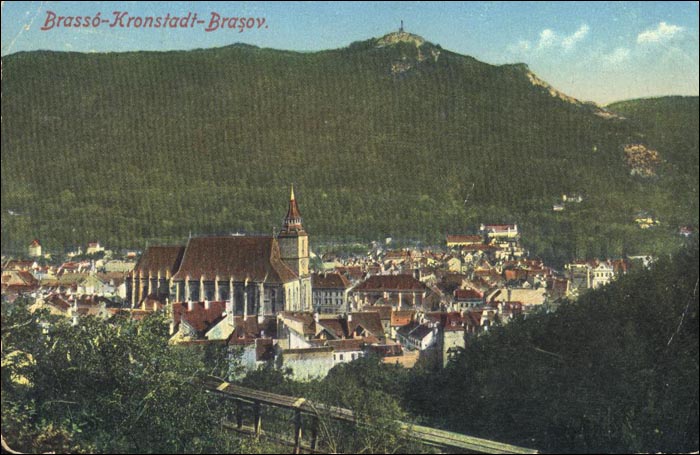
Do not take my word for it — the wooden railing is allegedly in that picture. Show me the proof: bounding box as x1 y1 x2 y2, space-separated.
199 377 539 454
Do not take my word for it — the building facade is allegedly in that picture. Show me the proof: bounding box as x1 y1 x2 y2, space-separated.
311 272 351 314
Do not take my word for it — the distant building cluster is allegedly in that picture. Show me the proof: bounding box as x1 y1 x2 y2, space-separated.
3 188 662 381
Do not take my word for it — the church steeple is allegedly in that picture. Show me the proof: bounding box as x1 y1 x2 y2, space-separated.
281 184 304 234
278 185 309 279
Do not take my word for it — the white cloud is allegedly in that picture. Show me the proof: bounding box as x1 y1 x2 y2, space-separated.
511 25 589 55
537 29 557 49
603 47 631 64
637 22 684 43
562 24 590 51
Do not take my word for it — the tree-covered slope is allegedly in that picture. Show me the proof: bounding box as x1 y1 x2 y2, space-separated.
408 242 699 453
608 96 699 170
2 34 694 262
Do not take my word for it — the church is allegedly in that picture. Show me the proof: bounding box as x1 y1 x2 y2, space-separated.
127 187 312 315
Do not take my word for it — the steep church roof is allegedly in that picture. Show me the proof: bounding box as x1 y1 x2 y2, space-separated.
133 246 185 276
171 236 297 283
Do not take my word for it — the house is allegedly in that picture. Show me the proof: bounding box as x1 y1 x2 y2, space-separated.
351 274 429 310
562 194 583 203
425 312 466 367
1 270 39 294
679 226 695 237
271 311 386 381
480 224 519 239
453 288 484 310
103 260 136 273
445 256 462 273
591 262 614 288
396 322 437 351
86 241 105 255
311 272 351 314
565 259 625 293
207 312 277 344
327 339 365 364
277 347 335 381
634 212 660 229
238 337 276 374
335 266 366 284
277 311 385 347
2 260 38 272
28 239 42 258
389 310 415 340
96 272 128 299
362 304 393 338
169 300 228 341
446 234 484 249
76 274 113 296
487 288 546 311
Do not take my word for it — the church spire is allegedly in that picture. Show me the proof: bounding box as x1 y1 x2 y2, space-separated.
281 184 304 234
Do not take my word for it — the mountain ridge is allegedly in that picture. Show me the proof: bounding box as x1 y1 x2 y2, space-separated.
1 33 695 263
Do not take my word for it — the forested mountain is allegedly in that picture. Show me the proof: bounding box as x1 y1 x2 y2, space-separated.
607 96 699 173
2 33 696 263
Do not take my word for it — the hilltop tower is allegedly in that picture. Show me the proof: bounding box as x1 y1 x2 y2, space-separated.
278 185 309 277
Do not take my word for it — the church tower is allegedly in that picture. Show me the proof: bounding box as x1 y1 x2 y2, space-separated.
278 185 309 277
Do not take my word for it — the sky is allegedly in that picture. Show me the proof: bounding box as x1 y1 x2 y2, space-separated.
1 1 698 104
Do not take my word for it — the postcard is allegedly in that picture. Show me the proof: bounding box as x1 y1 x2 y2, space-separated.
2 2 698 454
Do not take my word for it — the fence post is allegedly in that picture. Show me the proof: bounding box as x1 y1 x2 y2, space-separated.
293 409 303 454
310 416 319 450
253 401 262 437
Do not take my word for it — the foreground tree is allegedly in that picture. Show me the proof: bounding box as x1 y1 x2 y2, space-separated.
1 305 244 453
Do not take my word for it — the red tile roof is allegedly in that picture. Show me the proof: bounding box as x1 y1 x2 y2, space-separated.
172 236 297 283
279 312 317 335
173 301 226 333
390 310 415 327
446 234 483 244
316 318 349 339
362 304 393 320
454 288 483 300
426 312 465 331
327 339 365 352
134 246 185 276
312 272 351 289
482 224 517 232
348 312 384 338
354 274 427 292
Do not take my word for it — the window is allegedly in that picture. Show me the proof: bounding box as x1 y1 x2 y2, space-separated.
339 354 344 361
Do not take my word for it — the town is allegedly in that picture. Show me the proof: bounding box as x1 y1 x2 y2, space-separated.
2 187 649 381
